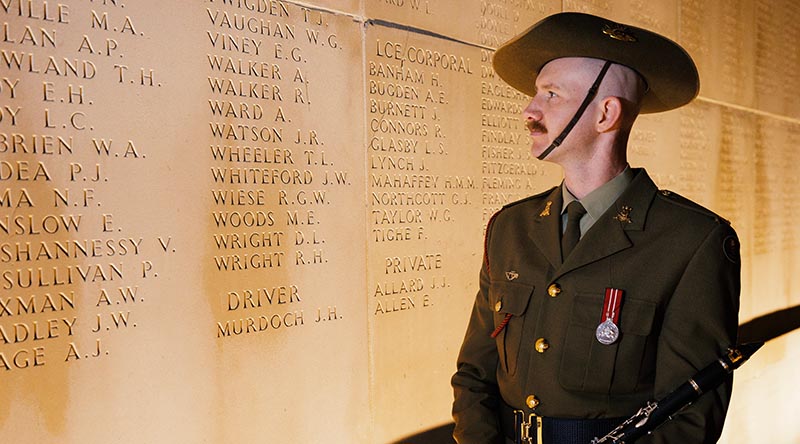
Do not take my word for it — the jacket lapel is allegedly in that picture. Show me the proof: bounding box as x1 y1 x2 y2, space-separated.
528 187 563 270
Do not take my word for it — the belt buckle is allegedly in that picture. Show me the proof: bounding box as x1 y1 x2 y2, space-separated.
513 409 543 444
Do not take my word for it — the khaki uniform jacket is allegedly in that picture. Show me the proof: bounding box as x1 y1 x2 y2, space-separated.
452 169 740 444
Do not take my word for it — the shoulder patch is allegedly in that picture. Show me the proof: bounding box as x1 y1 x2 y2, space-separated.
723 235 740 264
657 189 730 224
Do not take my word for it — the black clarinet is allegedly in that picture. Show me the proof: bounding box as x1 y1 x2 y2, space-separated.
591 342 762 444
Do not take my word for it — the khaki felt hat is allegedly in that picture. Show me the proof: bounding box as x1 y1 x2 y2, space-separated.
492 12 699 114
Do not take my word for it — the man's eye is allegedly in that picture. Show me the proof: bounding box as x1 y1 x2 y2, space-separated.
547 91 557 99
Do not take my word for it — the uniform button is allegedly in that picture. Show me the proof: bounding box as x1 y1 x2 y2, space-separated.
494 300 503 312
547 284 561 297
535 338 549 353
525 394 539 409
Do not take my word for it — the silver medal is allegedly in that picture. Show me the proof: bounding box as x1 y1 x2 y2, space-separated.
595 318 620 345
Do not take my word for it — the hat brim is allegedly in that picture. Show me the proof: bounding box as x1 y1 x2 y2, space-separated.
492 12 699 114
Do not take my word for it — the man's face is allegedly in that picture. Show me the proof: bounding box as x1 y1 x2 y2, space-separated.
522 57 602 162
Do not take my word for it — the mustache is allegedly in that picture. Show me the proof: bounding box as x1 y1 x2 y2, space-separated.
526 120 547 133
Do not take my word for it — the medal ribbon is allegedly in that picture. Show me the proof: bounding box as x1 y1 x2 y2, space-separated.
601 288 623 324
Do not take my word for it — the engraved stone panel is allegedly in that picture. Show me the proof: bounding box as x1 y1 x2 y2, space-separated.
1 2 369 443
628 112 682 190
365 20 559 442
749 117 797 313
676 100 720 206
366 0 558 48
564 0 678 41
753 0 800 118
714 106 757 317
679 0 800 119
312 0 362 15
475 0 559 49
366 22 485 442
202 3 369 442
1 3 211 441
679 0 757 109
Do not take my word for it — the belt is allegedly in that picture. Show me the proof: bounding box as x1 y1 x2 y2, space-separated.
500 402 623 444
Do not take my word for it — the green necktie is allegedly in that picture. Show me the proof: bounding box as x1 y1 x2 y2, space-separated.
561 201 587 260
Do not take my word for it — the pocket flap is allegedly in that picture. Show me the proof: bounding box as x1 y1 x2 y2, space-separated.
489 281 535 316
619 298 656 335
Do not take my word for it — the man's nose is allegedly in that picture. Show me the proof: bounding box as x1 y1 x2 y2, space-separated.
523 98 543 122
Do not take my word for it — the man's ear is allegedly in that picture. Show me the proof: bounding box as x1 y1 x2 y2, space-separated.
596 96 624 132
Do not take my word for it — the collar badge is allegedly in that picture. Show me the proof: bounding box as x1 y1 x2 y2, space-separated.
539 201 552 217
614 206 633 224
505 271 519 281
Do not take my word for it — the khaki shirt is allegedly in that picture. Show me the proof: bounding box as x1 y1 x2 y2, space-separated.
561 166 634 236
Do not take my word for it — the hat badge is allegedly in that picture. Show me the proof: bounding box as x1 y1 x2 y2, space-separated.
602 23 637 42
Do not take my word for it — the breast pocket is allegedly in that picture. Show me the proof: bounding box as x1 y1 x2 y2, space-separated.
558 293 656 394
489 281 534 376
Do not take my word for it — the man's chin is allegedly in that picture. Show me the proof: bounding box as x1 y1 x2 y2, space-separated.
530 141 553 160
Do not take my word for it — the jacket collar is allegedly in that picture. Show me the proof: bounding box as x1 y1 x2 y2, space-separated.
528 168 658 279
528 186 564 270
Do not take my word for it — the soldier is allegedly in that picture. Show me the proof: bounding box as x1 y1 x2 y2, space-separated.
451 12 740 444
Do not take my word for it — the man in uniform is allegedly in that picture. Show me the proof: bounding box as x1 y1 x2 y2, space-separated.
451 12 740 444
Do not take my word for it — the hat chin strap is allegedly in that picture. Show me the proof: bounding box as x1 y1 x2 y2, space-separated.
536 60 613 161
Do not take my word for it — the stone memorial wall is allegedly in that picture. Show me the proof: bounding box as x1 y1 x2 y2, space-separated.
1 1 798 443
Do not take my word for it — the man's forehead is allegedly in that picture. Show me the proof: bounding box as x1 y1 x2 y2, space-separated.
535 57 604 87
540 57 606 74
